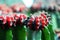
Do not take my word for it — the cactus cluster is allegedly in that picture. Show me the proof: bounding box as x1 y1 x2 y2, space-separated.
0 4 55 40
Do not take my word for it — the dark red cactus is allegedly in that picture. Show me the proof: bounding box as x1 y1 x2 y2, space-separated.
19 5 26 12
41 18 46 27
28 17 35 30
32 3 41 9
10 16 14 22
35 17 40 30
11 5 19 12
11 4 26 12
27 13 50 30
39 12 50 29
14 14 19 20
19 14 27 24
41 13 47 19
27 16 40 30
0 6 13 14
6 16 12 27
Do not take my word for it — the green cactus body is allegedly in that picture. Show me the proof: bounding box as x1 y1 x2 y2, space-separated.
13 25 26 40
48 11 57 30
42 27 51 40
5 29 13 40
0 27 5 40
35 30 42 40
27 29 33 40
47 24 55 40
